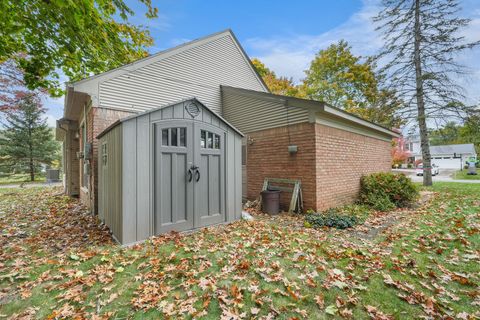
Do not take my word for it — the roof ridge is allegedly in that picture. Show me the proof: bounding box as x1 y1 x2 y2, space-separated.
70 29 234 86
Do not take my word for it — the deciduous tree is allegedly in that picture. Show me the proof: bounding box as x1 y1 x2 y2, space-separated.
251 58 302 97
302 41 403 128
0 0 158 96
374 0 479 185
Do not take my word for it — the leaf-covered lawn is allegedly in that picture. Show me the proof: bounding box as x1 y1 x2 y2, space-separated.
0 183 479 319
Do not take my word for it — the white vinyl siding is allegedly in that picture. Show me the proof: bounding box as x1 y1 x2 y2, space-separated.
99 34 266 115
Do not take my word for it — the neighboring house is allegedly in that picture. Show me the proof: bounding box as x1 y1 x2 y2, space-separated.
56 29 399 244
407 139 477 169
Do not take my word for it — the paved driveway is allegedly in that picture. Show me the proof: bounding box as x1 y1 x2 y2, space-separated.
392 169 480 184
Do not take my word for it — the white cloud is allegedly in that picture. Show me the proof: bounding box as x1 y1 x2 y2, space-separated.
245 0 382 82
244 0 480 104
44 114 57 128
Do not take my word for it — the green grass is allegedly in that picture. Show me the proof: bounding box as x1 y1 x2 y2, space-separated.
0 183 479 319
452 169 480 180
0 173 46 185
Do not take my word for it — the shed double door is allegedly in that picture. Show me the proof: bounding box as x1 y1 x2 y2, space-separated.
154 121 225 234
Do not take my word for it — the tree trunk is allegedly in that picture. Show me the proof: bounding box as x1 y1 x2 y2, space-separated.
414 0 432 186
29 158 34 181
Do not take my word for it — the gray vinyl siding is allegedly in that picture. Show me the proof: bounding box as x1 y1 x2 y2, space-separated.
97 100 242 244
98 125 123 243
99 34 266 115
222 90 310 133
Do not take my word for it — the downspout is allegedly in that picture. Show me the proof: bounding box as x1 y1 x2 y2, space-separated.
57 120 69 194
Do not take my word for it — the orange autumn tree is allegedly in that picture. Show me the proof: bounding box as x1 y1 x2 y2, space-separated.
251 58 303 97
391 135 411 167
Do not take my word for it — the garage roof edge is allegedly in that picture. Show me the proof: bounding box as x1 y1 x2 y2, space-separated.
221 85 400 138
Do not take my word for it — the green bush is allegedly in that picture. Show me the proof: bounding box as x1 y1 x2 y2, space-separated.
359 172 419 211
305 212 357 229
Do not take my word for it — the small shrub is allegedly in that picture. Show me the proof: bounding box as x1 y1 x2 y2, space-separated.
359 172 419 211
407 163 413 169
305 212 358 229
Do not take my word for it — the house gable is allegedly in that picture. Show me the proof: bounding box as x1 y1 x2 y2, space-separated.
70 30 268 116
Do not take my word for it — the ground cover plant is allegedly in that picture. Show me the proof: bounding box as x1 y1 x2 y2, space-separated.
0 183 479 319
304 205 371 230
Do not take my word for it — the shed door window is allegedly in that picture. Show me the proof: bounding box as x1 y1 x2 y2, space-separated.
102 143 107 166
200 130 220 149
161 127 186 147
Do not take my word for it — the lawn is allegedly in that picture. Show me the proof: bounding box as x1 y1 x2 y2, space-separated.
452 170 480 180
0 183 479 319
0 173 46 185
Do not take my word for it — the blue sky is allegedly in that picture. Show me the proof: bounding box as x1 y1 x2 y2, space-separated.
44 0 480 126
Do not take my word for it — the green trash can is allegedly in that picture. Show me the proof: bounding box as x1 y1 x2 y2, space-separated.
261 189 281 214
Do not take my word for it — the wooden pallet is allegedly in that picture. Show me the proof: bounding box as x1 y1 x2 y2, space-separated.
260 178 303 214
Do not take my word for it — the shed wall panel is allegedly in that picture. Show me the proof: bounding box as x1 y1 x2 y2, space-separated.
100 100 243 245
98 125 123 243
99 35 266 115
136 114 151 240
122 121 137 244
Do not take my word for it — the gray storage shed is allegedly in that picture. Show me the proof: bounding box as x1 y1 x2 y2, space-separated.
97 98 243 245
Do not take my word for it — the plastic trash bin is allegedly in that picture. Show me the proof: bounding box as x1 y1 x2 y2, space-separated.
261 189 281 214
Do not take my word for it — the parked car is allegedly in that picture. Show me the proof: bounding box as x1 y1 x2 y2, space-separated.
416 164 439 176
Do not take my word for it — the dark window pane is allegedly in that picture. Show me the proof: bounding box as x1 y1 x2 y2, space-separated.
242 145 247 165
214 134 220 149
162 129 169 146
179 128 186 147
171 128 178 146
201 130 206 148
207 132 213 149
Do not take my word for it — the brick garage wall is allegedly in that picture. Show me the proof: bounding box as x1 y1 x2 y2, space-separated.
246 123 317 210
315 123 392 210
81 107 136 213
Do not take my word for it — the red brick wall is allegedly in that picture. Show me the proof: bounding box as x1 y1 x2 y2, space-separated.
315 123 392 210
80 107 136 213
245 122 392 212
246 123 317 210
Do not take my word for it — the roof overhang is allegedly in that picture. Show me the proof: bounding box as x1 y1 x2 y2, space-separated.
63 86 91 121
221 86 400 139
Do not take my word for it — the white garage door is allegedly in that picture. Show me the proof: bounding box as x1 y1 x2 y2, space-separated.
431 157 463 169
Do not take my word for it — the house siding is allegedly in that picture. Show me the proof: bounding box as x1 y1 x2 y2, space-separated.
222 88 310 133
99 34 266 115
315 123 392 210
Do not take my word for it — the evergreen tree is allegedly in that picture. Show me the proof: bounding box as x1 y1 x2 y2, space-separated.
0 93 58 181
374 0 479 186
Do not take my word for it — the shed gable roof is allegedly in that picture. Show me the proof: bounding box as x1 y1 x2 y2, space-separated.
97 98 244 139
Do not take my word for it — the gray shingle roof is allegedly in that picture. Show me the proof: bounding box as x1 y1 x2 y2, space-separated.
429 143 476 155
